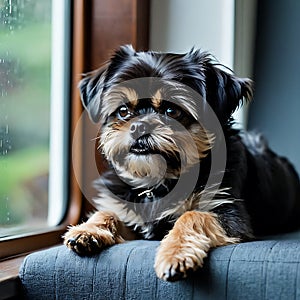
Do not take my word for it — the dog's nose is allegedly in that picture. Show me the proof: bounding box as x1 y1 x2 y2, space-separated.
130 121 148 139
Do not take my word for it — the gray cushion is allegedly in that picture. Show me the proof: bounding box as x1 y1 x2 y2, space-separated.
19 232 300 300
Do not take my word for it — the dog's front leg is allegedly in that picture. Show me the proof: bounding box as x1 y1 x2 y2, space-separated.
154 211 238 281
64 211 135 255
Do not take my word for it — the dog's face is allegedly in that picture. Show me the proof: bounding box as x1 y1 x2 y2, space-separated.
79 45 252 189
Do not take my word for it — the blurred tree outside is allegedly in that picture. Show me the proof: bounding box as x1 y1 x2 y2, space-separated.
0 0 51 236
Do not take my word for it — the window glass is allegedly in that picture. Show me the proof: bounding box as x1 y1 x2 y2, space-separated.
0 0 67 237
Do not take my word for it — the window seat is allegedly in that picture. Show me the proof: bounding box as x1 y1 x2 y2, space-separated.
19 231 300 299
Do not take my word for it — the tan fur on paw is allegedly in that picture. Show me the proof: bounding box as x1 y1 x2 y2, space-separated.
154 233 210 281
64 223 116 255
63 211 125 255
154 211 238 281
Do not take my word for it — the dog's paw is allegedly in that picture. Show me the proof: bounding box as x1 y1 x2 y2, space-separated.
154 256 192 282
154 234 210 281
64 223 115 256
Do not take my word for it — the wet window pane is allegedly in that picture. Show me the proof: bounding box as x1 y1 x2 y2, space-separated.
0 0 52 236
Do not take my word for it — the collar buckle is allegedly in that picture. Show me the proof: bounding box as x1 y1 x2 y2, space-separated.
138 188 154 199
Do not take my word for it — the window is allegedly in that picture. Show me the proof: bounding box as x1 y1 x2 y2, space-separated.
0 0 70 239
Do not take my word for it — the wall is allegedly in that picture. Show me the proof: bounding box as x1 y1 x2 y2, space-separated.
248 0 300 174
149 0 235 68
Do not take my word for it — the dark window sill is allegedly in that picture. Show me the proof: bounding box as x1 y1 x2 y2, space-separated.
0 256 25 300
0 243 62 300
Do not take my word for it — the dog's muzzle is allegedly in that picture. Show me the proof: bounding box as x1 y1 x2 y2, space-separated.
130 135 152 155
129 121 153 155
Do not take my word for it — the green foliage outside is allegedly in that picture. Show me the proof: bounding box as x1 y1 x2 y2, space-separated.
0 0 51 231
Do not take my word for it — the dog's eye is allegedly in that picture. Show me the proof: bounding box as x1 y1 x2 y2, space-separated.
165 107 182 119
117 105 130 119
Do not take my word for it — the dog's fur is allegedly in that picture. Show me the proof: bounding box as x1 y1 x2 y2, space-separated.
64 45 300 281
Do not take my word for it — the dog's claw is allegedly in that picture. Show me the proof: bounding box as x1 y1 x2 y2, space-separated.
163 266 185 282
67 238 77 247
63 218 118 256
65 232 103 256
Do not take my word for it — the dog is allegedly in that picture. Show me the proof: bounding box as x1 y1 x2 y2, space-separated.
64 45 300 281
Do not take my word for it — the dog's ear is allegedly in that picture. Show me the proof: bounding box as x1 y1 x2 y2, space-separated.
79 65 109 123
188 50 253 123
204 62 253 123
105 44 136 78
79 45 136 123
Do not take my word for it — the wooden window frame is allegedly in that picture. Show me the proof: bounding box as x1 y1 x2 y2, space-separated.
0 0 150 298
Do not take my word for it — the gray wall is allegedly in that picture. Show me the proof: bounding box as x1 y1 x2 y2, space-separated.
150 0 235 67
248 0 300 174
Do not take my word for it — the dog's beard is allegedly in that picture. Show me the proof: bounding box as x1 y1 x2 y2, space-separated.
100 114 214 188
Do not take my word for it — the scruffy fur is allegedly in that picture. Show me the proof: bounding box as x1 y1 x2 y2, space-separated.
64 45 300 281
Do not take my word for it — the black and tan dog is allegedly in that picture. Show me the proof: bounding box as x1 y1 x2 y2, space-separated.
64 45 300 281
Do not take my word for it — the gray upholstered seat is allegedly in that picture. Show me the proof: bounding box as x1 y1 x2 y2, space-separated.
19 232 300 300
